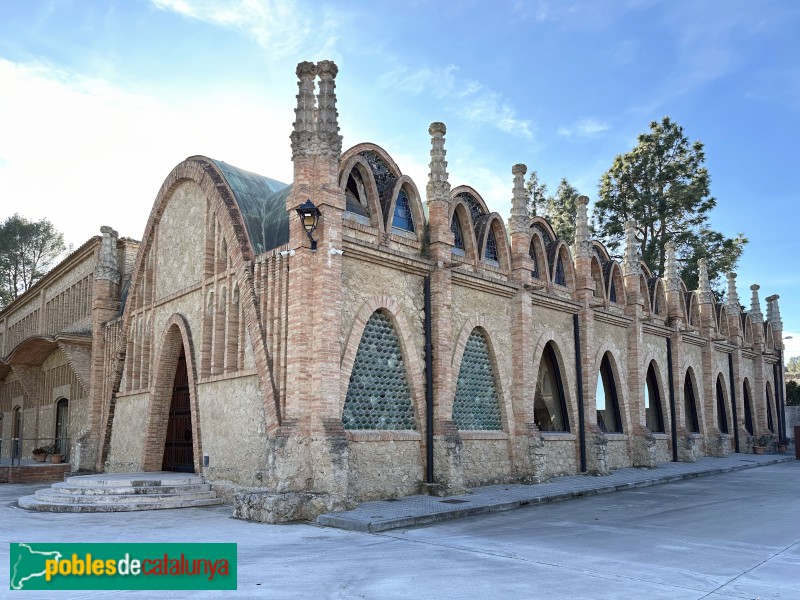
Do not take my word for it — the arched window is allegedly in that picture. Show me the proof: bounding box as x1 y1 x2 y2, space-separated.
484 230 499 264
55 398 69 456
345 170 370 217
451 213 465 254
644 363 665 433
453 330 502 430
529 241 540 278
343 311 415 430
595 354 622 433
533 343 569 432
716 377 729 433
683 373 700 433
766 383 775 433
555 255 566 286
742 381 753 435
392 189 415 232
609 280 617 303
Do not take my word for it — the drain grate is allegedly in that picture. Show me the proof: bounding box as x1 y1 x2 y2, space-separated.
439 499 469 504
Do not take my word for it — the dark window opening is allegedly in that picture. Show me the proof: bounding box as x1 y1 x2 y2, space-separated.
534 343 569 432
684 374 700 433
596 355 623 433
485 229 499 263
716 378 729 433
645 364 664 433
451 214 465 250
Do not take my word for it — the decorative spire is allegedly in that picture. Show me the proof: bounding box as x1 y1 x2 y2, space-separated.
572 195 591 258
766 294 783 331
290 61 317 159
665 242 679 291
315 60 342 158
725 272 740 314
509 163 529 235
426 122 450 203
697 258 712 303
750 284 762 320
622 220 640 276
96 226 119 281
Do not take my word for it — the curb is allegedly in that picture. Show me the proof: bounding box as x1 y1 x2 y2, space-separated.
317 455 794 533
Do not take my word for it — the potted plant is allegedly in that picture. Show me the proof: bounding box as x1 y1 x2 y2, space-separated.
32 447 48 462
777 440 789 453
754 433 773 454
46 443 64 464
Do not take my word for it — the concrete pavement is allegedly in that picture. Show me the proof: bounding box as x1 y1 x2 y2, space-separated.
3 458 800 599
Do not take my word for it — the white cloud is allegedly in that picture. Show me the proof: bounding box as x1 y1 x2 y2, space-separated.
557 117 610 139
150 0 339 59
783 332 800 361
379 65 533 139
0 58 294 246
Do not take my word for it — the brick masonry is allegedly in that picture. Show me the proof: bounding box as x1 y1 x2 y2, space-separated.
0 60 790 523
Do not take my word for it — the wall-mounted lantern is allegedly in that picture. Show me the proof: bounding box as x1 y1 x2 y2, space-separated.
294 199 321 251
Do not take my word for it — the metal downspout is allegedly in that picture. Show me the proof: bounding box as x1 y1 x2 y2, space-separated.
728 353 740 452
424 275 434 484
666 337 678 462
573 314 587 473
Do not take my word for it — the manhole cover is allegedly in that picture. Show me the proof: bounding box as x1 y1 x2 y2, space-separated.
439 499 468 504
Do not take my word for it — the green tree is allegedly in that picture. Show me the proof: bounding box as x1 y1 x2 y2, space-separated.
525 170 548 218
787 356 800 374
786 380 800 406
0 214 67 308
593 117 747 292
542 178 580 246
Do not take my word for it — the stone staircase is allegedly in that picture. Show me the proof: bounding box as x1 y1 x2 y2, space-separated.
18 472 223 513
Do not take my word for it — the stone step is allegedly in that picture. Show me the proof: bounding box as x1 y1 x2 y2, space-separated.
32 490 218 504
50 482 213 496
18 495 223 513
18 471 223 513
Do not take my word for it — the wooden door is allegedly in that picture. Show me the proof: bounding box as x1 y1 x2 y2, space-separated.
161 350 194 472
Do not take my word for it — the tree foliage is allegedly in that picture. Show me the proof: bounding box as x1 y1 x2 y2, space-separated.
593 117 747 293
0 214 67 309
525 171 581 245
786 380 800 406
787 356 800 374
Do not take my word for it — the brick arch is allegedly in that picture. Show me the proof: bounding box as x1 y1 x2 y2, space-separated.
448 200 479 264
528 230 550 281
642 357 669 433
340 296 425 429
592 344 629 433
606 262 625 305
450 185 490 216
141 313 203 473
386 176 425 240
475 213 511 273
338 154 384 232
550 241 576 289
115 156 280 432
450 316 510 431
530 329 576 431
340 142 404 180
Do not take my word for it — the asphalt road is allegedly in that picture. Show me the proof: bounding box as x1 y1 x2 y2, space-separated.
4 461 799 599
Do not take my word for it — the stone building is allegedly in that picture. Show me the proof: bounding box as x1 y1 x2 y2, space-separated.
0 60 789 521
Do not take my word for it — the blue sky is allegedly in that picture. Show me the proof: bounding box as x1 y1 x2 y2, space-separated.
1 0 799 356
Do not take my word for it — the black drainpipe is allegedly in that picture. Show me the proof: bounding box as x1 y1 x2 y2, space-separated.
776 349 786 444
573 314 587 473
424 275 434 484
666 337 678 462
728 353 740 452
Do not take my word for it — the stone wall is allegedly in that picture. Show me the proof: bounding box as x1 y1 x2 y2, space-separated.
346 434 423 501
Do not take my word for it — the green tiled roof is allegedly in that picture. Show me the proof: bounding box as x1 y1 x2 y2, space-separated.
212 159 290 254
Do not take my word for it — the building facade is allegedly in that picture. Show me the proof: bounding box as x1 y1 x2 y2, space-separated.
0 60 789 522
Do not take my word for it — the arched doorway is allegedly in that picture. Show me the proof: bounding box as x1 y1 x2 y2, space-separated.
55 398 69 456
161 348 194 472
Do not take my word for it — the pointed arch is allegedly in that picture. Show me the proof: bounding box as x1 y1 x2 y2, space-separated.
341 296 425 430
549 241 575 289
605 262 625 305
448 200 479 263
687 292 701 328
528 230 549 280
342 310 416 430
533 341 570 432
742 378 754 435
141 313 202 473
452 328 503 431
590 256 605 299
645 361 665 433
766 381 775 433
715 374 730 434
595 351 623 433
764 323 775 351
338 154 384 231
117 156 280 433
451 186 489 225
639 274 651 315
683 367 701 433
386 176 425 239
475 213 511 272
743 315 754 346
